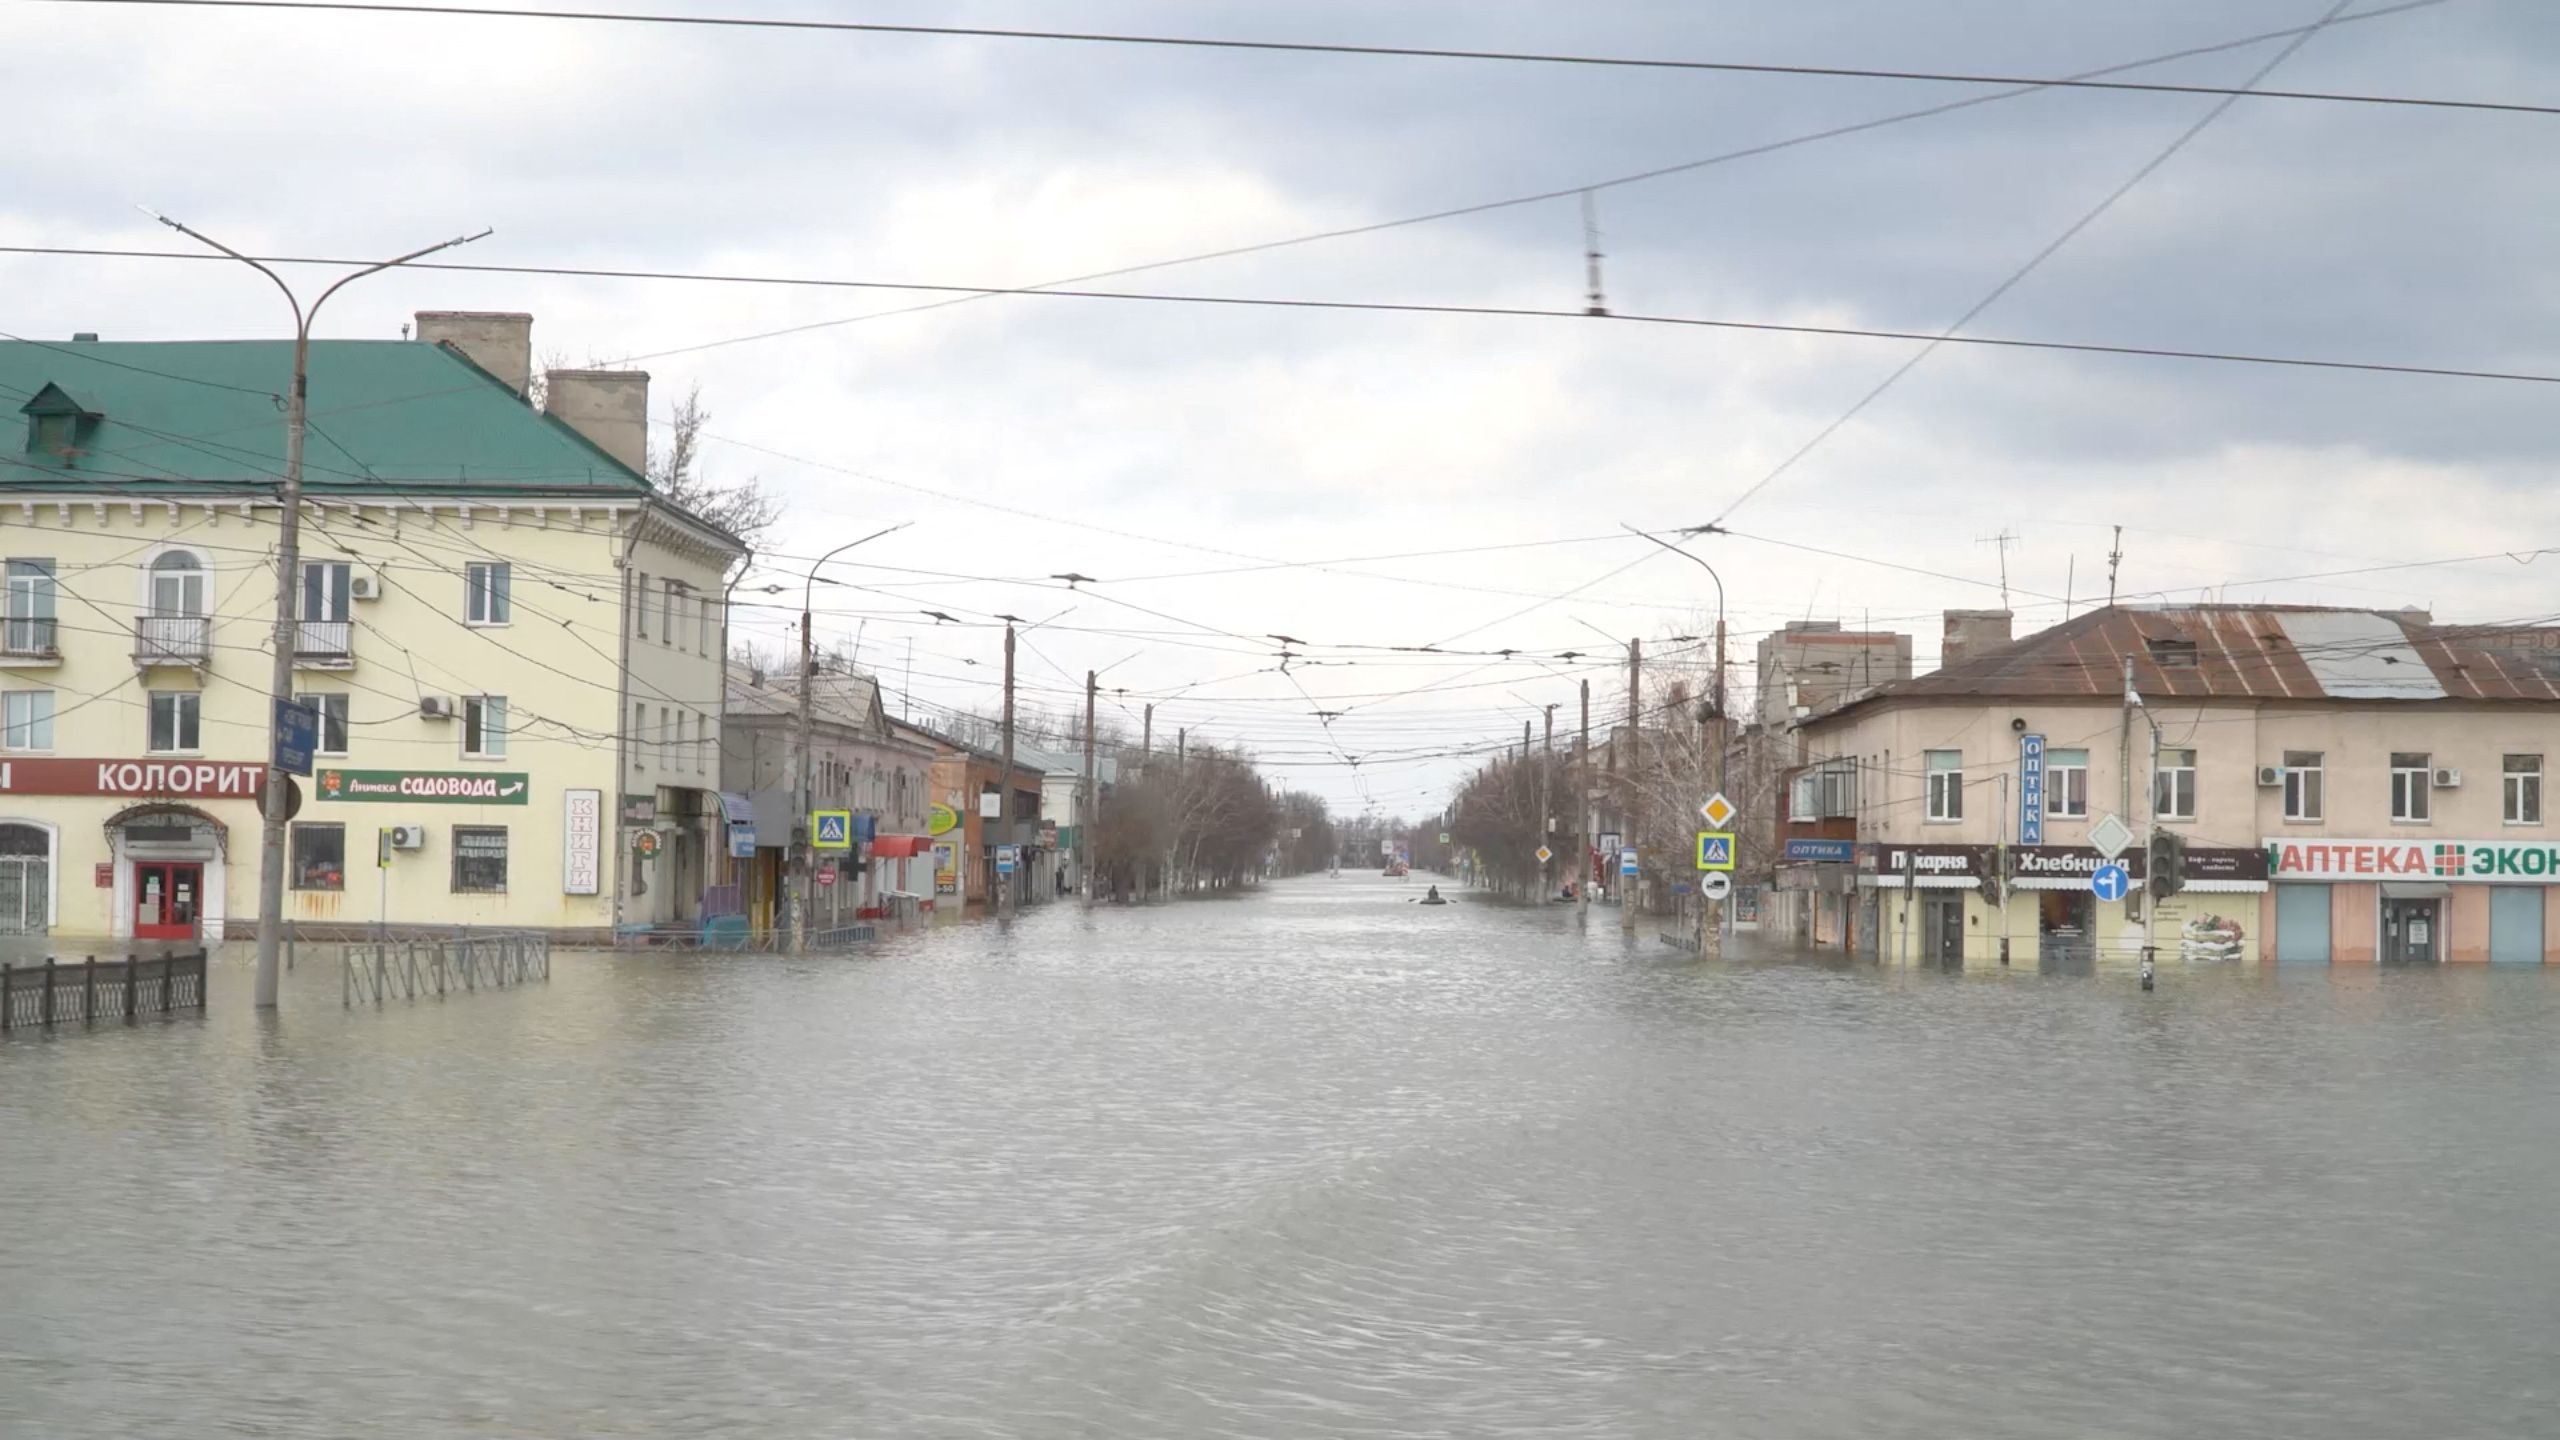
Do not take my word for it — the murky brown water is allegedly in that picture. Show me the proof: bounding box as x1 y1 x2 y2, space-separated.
5 875 2557 1438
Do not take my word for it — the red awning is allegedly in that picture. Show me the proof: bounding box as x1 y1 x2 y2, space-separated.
871 835 931 858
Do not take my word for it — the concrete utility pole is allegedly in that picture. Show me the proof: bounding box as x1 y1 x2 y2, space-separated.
1624 637 1640 935
1082 669 1098 907
156 214 489 1009
1709 616 1727 959
1174 727 1187 896
1578 678 1591 921
796 523 910 950
1543 704 1557 894
999 623 1016 917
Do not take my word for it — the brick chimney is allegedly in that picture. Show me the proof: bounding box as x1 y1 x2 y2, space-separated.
415 311 532 396
543 368 650 477
1940 609 2013 669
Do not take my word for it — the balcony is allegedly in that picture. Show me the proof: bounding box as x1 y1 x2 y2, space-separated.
293 618 354 669
0 614 59 667
133 614 210 668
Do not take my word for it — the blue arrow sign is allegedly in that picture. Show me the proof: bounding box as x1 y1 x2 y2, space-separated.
2091 862 2131 902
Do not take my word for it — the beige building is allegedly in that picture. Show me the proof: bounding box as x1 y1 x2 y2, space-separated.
0 315 743 942
1778 606 2560 968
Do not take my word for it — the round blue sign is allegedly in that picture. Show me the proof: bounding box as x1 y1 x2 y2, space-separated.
2091 862 2131 902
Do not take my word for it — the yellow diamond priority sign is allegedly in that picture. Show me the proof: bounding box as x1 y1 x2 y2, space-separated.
1535 845 1554 864
1700 792 1737 829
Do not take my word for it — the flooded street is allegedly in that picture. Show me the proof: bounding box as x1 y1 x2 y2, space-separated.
6 874 2559 1438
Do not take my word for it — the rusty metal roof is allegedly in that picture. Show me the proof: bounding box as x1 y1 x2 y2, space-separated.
1828 606 2560 712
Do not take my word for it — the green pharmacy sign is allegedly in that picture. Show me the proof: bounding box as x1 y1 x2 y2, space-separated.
315 768 531 805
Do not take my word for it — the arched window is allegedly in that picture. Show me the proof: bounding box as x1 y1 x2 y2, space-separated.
0 822 49 935
149 550 207 617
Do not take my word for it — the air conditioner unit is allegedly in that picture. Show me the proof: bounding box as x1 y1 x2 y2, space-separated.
418 696 457 720
2433 767 2462 789
349 574 382 601
2255 765 2285 788
389 824 427 850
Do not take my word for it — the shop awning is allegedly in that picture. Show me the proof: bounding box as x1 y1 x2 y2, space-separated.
716 791 754 824
871 834 931 859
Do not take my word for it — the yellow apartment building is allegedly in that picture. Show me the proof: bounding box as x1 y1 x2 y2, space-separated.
0 313 743 941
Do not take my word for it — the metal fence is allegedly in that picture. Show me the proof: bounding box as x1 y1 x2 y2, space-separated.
342 931 551 1005
1 950 208 1030
615 924 878 952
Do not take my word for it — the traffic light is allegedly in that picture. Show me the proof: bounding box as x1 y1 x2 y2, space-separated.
2149 829 2187 899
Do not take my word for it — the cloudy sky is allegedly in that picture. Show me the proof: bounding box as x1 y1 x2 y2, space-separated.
5 0 2555 818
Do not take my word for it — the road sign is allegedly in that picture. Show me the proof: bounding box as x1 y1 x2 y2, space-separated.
2091 862 2131 902
1695 831 1735 871
273 698 318 777
1619 848 1639 878
1535 845 1554 865
811 810 853 850
1699 792 1737 829
995 846 1018 875
1438 831 1451 845
1701 872 1733 902
817 860 838 887
2088 812 2135 861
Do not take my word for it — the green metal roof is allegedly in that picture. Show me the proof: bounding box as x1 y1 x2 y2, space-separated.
0 338 649 496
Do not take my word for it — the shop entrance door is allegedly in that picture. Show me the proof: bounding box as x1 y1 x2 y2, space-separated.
2382 897 2441 964
134 861 204 940
1921 893 1965 968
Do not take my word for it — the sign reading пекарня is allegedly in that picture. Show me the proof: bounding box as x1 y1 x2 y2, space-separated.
2265 838 2560 883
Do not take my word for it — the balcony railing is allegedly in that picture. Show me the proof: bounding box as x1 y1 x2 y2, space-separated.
0 614 57 659
133 614 210 666
293 618 353 663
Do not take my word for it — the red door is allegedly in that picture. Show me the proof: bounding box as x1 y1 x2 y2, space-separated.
134 862 203 940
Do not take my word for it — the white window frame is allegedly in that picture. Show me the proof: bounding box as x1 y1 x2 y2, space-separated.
294 692 350 756
2505 754 2542 826
2391 752 2431 824
2282 751 2324 823
2045 748 2089 819
463 695 509 759
3 688 55 751
662 581 679 648
450 825 510 894
466 562 512 626
5 557 56 650
147 691 201 754
1924 750 1963 823
299 559 351 623
2154 748 2197 821
146 549 208 617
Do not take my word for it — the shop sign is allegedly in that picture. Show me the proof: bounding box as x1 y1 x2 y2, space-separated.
318 768 530 805
1783 838 1855 863
2263 838 2560 883
727 821 757 859
563 789 602 895
927 803 960 836
1873 843 1988 880
620 793 657 825
931 841 959 895
0 758 263 798
2018 733 2045 846
2014 846 2121 881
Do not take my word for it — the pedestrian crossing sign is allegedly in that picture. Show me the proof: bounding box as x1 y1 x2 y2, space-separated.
1695 831 1735 871
811 810 853 851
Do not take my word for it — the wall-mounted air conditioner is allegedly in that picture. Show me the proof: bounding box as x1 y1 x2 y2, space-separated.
2255 765 2284 787
2433 767 2462 789
419 696 456 720
349 574 382 601
389 825 427 850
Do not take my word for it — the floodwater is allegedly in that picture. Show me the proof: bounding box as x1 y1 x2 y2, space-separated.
5 875 2557 1439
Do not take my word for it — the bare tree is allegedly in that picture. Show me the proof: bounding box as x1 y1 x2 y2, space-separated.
652 383 781 545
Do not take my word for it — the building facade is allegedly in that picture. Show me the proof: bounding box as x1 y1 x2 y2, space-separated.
1777 606 2560 968
720 666 936 933
0 315 742 941
909 724 1046 911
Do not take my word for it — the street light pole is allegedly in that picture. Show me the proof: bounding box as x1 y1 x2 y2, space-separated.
155 216 489 1009
795 522 911 950
1623 525 1727 956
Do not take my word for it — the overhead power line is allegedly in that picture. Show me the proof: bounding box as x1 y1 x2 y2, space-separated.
42 0 2543 118
5 244 2548 388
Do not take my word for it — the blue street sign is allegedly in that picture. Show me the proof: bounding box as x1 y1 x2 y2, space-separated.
2019 733 2046 846
996 846 1018 875
2091 862 2131 902
273 698 318 777
811 810 853 850
1695 832 1735 871
1783 838 1855 864
1619 848 1639 877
